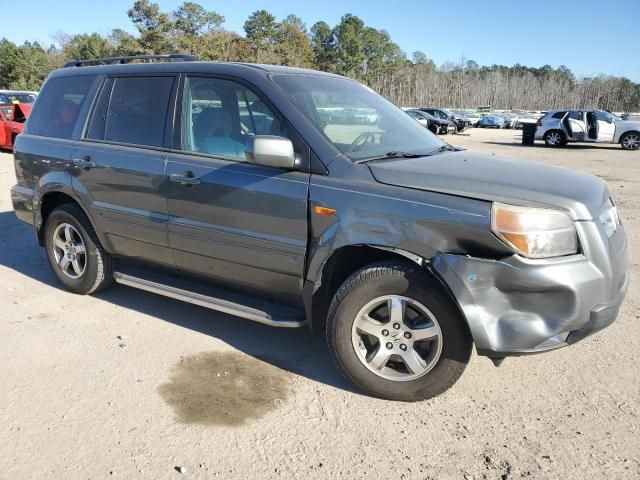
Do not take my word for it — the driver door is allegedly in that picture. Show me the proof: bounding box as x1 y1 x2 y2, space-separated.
166 75 310 299
594 111 615 143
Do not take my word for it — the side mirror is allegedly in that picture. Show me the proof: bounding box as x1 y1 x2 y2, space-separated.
245 135 296 170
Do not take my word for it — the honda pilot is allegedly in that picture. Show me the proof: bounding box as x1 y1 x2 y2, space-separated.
11 55 629 401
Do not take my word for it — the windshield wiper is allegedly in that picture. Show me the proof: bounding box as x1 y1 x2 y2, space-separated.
430 144 460 153
355 151 433 164
355 145 459 164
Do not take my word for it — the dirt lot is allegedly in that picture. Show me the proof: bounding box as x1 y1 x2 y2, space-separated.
1 128 638 479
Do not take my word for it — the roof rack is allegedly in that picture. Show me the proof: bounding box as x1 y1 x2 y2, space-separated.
63 54 197 68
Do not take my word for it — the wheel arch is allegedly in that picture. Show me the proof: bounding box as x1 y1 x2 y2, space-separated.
304 244 466 335
36 189 107 250
619 129 640 145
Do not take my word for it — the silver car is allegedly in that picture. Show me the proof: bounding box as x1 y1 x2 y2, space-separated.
535 109 640 150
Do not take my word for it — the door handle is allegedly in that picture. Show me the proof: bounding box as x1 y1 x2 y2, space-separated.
72 155 95 169
170 172 201 185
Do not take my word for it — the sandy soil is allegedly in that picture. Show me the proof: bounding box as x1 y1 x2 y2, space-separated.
1 128 638 479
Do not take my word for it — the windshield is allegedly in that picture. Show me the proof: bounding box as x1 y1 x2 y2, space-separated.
6 93 36 104
272 74 444 161
598 110 620 122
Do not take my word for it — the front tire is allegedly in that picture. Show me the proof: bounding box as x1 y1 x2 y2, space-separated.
44 204 114 294
326 261 472 402
620 132 640 150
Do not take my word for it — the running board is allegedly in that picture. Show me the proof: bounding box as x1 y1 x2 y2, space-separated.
113 271 305 328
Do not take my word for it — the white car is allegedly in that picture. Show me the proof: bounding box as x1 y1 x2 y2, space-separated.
535 109 640 150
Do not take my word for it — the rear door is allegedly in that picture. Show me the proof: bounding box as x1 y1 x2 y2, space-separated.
72 74 177 266
567 111 586 140
594 110 615 143
165 74 310 299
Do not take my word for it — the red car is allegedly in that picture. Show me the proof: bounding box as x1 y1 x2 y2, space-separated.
0 103 31 151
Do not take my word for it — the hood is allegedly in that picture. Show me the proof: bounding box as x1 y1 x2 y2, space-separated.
368 150 609 220
620 120 640 129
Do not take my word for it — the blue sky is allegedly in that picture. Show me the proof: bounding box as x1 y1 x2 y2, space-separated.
2 0 638 81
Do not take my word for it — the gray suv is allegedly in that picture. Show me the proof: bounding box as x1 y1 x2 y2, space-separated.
11 56 629 401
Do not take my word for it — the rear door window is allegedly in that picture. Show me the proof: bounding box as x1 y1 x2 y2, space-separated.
103 76 175 147
568 111 583 121
552 111 566 119
85 78 113 140
27 75 95 139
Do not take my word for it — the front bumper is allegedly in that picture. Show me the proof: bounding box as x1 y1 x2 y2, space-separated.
432 220 629 357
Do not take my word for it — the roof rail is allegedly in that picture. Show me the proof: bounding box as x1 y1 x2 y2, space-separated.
63 54 197 68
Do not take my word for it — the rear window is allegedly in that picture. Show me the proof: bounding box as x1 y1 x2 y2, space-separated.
27 75 95 139
102 76 175 147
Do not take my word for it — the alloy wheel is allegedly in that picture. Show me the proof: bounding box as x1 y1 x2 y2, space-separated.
52 223 87 279
546 132 562 145
351 295 443 381
622 134 639 150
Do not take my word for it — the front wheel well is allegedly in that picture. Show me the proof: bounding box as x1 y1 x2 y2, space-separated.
309 245 434 333
38 192 82 245
620 130 640 140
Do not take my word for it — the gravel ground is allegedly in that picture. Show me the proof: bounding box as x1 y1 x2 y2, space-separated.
0 128 638 479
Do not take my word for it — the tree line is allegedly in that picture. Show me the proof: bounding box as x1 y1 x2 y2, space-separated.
1 0 638 111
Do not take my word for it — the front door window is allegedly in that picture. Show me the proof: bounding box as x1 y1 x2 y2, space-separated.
181 76 284 160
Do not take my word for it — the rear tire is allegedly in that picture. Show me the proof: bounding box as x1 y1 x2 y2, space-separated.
326 261 472 402
544 129 566 147
620 132 640 150
429 124 440 135
44 204 114 294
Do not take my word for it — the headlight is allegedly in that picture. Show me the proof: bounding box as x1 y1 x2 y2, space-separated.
491 203 578 258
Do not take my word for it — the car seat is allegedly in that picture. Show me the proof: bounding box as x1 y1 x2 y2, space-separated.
194 107 245 159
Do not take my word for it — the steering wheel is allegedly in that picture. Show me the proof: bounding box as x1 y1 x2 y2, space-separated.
348 132 377 153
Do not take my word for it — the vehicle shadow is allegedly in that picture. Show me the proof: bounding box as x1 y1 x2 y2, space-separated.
0 209 357 395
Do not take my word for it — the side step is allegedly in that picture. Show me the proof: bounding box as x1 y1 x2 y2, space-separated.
113 271 305 328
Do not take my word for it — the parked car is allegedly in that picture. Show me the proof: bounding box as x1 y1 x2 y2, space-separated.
11 55 629 402
458 109 481 127
419 108 469 132
406 109 455 134
536 109 640 150
0 90 38 104
0 103 31 151
478 114 507 128
515 115 538 129
498 112 519 129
